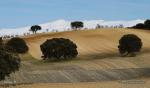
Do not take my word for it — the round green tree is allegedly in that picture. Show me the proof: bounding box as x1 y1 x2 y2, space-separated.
40 38 78 61
6 37 29 54
71 21 84 30
30 25 42 34
118 34 142 57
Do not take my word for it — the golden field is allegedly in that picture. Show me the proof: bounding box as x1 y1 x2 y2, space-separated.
1 28 150 88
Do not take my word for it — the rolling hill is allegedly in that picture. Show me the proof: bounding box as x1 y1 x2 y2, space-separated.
25 28 150 60
2 28 150 88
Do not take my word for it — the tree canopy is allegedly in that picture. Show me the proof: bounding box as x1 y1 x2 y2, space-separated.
30 25 42 34
118 34 142 57
6 37 29 54
71 21 84 30
40 38 78 61
131 19 150 30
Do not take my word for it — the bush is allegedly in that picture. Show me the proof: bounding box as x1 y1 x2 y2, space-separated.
6 37 29 54
40 38 78 61
0 45 20 81
118 34 142 57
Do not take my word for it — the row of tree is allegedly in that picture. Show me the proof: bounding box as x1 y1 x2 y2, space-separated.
0 21 124 39
29 21 124 34
130 19 150 29
29 21 84 34
96 24 124 29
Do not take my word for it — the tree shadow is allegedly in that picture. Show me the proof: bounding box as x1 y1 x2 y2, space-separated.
78 48 150 61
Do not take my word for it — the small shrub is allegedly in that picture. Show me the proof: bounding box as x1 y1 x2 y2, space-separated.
118 34 142 57
6 37 29 54
40 38 78 61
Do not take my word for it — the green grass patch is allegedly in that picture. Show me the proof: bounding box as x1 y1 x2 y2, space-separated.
19 52 36 61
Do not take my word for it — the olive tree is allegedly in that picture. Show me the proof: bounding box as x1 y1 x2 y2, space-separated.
40 38 78 61
118 34 142 57
71 21 84 30
6 37 29 54
30 25 42 34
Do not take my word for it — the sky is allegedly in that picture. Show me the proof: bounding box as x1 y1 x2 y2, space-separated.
0 0 150 28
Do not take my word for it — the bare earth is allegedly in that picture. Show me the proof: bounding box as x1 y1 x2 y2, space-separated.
2 28 150 88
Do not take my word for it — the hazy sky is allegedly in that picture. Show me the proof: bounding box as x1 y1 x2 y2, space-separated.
0 0 149 28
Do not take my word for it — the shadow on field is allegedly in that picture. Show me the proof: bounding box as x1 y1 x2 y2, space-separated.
79 52 118 60
79 48 150 60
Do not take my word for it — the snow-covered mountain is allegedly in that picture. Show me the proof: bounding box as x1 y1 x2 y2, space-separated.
0 19 144 36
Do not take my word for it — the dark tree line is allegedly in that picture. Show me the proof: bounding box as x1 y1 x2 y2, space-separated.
131 19 150 30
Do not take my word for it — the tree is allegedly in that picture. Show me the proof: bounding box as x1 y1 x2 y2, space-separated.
40 38 78 61
30 25 42 34
118 34 142 57
96 24 101 29
132 23 145 29
0 37 2 45
144 19 150 29
130 19 150 30
6 37 29 54
118 24 124 28
71 21 84 30
0 45 20 81
46 29 49 32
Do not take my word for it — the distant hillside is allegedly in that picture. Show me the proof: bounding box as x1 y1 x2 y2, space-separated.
0 19 144 36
